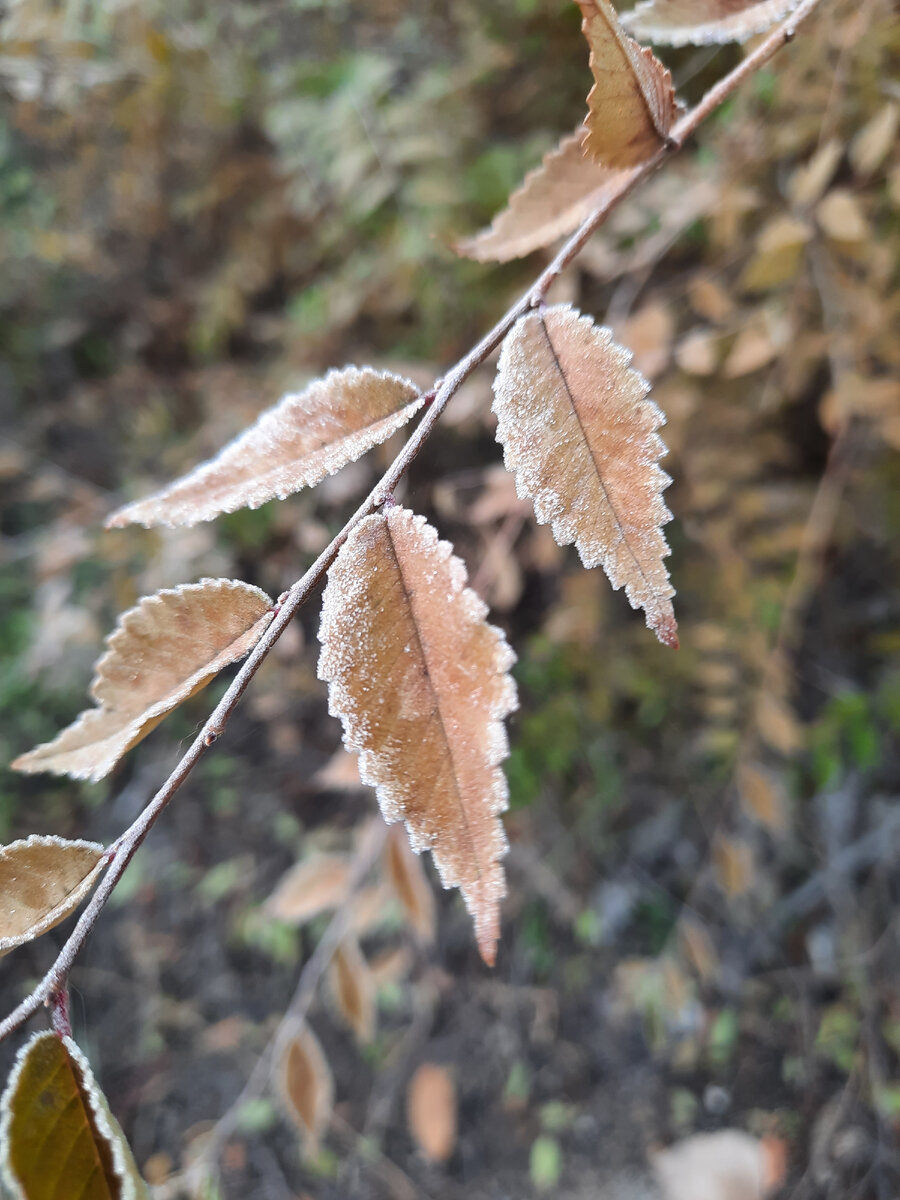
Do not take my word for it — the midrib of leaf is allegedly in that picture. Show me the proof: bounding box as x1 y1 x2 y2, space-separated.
381 519 483 885
536 313 655 595
25 1054 113 1200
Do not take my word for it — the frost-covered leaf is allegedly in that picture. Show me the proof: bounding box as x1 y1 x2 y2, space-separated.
384 825 436 943
0 1031 149 1200
493 304 677 646
407 1064 457 1163
328 936 376 1043
455 131 628 263
279 1027 334 1155
12 580 273 781
107 367 422 529
578 0 677 168
622 0 802 46
318 506 517 965
0 836 105 956
263 853 351 924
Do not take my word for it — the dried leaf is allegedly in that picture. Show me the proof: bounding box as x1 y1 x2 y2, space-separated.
676 327 720 375
0 1031 149 1200
407 1064 457 1163
788 139 843 208
493 304 677 646
740 216 811 291
713 835 754 897
328 936 377 1043
318 506 517 965
264 854 351 924
384 825 436 943
456 131 628 263
615 300 674 380
0 836 105 956
849 102 899 178
623 0 802 46
107 367 422 529
816 189 869 247
578 0 678 169
738 763 787 832
13 580 273 782
279 1027 334 1155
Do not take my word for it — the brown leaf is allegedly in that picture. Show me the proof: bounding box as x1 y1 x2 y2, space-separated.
328 936 377 1043
493 304 677 646
318 506 517 965
713 835 754 897
623 0 802 47
0 836 105 956
455 131 628 263
406 1063 457 1163
849 102 900 178
384 825 436 943
12 580 273 781
279 1027 334 1155
107 367 422 529
264 853 351 925
0 1031 149 1199
578 0 677 169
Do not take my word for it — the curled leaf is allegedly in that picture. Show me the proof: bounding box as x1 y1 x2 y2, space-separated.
622 0 802 46
12 579 273 781
318 506 517 965
385 825 436 943
264 853 351 924
279 1027 334 1155
328 936 377 1044
107 367 422 529
493 304 677 646
578 0 677 168
407 1063 457 1163
455 131 629 263
0 836 105 956
0 1031 149 1199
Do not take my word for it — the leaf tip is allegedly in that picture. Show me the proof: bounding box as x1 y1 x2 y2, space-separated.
652 611 680 648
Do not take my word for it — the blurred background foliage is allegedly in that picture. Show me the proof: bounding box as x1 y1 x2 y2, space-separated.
1 0 899 1196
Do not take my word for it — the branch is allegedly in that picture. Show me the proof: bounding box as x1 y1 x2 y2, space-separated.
0 0 826 1045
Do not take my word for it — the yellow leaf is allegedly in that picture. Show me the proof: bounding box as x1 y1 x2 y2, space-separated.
13 580 273 781
407 1064 457 1163
494 304 677 646
578 0 678 169
849 102 900 177
816 189 869 248
107 367 422 529
0 836 104 956
787 139 843 208
623 0 802 45
0 1031 149 1199
455 130 628 263
318 507 517 966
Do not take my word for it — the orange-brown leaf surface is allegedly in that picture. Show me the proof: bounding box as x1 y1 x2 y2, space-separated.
493 304 677 646
455 131 629 263
328 936 377 1043
622 0 802 46
317 506 517 965
406 1063 457 1163
0 836 105 956
385 824 436 942
279 1027 334 1155
264 853 351 924
107 367 422 528
12 580 273 781
578 0 677 168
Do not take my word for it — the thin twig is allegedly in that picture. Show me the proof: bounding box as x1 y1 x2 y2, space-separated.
0 0 826 1046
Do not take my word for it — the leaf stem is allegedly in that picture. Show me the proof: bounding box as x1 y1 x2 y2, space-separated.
0 0 826 1045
